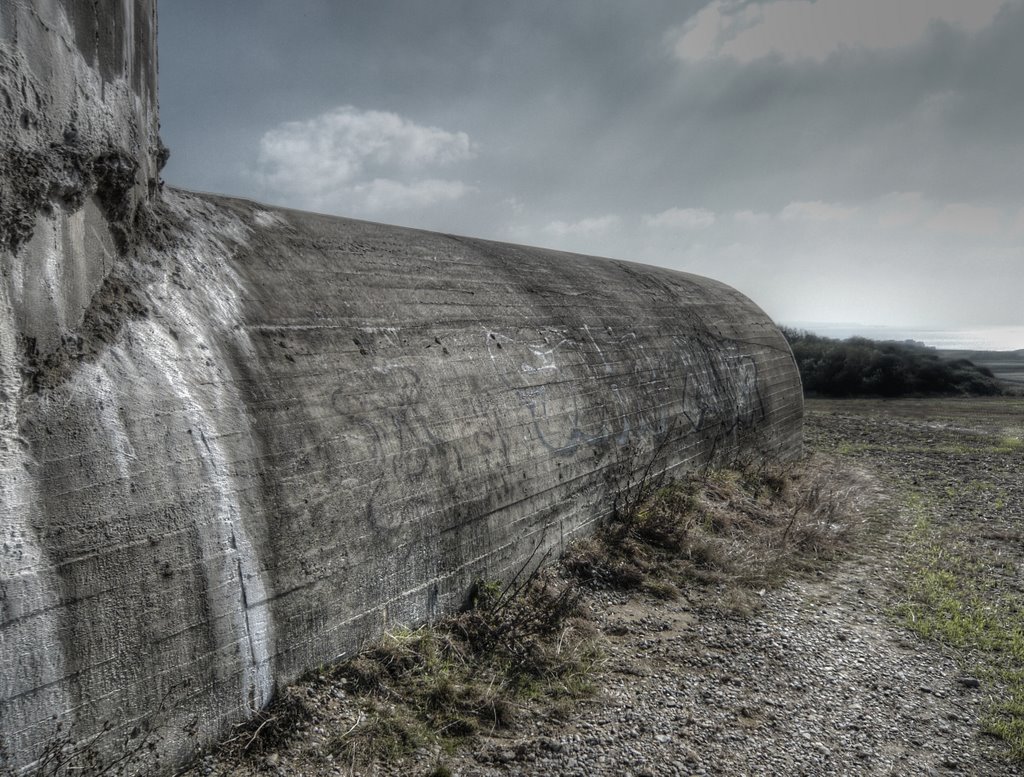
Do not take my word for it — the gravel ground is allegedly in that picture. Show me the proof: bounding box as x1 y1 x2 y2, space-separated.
191 397 1024 777
453 566 1005 777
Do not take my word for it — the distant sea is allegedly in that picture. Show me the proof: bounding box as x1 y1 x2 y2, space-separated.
782 323 1024 353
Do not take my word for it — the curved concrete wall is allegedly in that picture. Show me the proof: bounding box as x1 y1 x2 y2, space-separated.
0 2 803 773
0 0 160 438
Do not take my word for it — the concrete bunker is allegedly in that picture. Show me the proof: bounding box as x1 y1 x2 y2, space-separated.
0 1 802 771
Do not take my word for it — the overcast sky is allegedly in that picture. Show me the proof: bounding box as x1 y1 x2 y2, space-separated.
158 0 1023 336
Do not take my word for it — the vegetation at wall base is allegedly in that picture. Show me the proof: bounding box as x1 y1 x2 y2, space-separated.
191 453 867 775
327 574 601 766
564 455 865 613
781 328 1005 397
216 569 600 771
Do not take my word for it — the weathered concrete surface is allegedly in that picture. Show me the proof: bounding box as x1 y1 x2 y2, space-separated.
2 188 802 771
0 0 159 359
0 1 803 773
1 1 164 771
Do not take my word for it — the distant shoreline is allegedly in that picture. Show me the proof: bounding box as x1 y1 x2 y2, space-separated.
781 322 1024 354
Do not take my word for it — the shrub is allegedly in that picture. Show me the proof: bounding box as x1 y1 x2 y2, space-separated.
780 328 1004 397
565 456 866 596
324 569 601 767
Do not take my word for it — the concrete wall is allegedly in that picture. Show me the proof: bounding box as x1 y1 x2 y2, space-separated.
0 0 161 438
0 2 803 773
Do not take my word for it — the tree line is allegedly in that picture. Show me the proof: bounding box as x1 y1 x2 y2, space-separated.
780 328 1004 397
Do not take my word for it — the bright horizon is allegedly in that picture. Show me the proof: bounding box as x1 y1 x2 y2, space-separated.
781 322 1024 352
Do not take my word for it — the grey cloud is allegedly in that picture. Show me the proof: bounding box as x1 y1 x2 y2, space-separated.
672 0 1007 64
158 1 1024 332
661 7 1024 206
250 105 476 215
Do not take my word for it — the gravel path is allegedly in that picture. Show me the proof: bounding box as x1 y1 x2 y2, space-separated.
194 397 1024 776
441 562 1013 776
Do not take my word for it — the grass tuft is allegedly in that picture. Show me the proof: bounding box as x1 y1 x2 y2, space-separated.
217 686 316 758
564 455 865 604
325 571 601 768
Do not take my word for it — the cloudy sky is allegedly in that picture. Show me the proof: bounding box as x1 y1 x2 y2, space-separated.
158 0 1023 339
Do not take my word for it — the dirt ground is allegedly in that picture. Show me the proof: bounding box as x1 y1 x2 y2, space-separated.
189 396 1024 777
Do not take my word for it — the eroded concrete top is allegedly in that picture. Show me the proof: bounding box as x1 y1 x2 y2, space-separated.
0 0 161 254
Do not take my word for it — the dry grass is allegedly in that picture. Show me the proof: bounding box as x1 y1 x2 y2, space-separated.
204 453 868 773
210 571 601 771
216 686 316 760
565 455 867 608
317 572 601 768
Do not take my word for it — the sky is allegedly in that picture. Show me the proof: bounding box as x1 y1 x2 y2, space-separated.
157 0 1024 342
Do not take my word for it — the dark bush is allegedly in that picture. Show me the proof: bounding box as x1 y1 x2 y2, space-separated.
781 328 1004 398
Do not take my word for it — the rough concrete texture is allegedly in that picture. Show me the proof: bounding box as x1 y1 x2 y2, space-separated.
0 0 161 355
0 2 803 773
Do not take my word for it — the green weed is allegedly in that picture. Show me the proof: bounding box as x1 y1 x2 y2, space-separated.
896 493 1024 761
